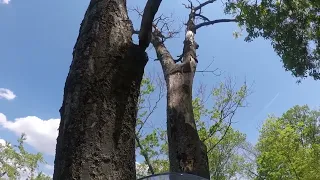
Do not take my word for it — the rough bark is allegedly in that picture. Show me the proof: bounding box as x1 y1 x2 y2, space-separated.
151 12 210 178
53 0 162 179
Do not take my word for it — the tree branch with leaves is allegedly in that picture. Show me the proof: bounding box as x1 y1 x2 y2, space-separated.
0 134 51 180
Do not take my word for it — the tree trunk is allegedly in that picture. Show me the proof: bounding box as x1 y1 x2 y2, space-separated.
53 0 148 179
166 72 210 179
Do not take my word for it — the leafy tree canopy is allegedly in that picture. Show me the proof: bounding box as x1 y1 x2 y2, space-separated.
256 105 320 180
225 0 320 80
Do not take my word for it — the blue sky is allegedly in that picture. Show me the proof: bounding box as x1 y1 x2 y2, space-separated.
1 0 320 177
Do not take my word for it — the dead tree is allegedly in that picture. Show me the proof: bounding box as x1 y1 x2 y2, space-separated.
53 0 162 179
133 0 238 178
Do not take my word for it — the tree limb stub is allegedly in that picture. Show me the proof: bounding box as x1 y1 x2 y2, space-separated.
139 0 162 51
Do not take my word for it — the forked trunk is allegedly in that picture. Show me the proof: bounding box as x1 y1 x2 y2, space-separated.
53 0 148 179
166 72 210 179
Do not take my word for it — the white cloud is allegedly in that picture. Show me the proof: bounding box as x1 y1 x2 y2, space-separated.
0 88 16 100
0 113 59 155
0 0 10 4
0 138 5 146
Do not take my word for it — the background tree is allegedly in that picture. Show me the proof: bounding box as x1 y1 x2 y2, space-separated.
239 141 260 179
53 0 162 179
0 134 51 180
255 105 320 180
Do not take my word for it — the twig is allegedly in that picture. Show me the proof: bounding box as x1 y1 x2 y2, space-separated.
196 70 221 76
207 113 234 153
137 75 165 134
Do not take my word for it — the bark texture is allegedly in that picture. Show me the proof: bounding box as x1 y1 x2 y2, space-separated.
53 0 148 179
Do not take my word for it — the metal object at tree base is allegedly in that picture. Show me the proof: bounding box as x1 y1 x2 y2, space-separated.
138 172 209 180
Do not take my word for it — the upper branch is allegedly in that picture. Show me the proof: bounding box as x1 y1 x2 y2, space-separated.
195 18 237 29
195 13 210 22
132 6 178 75
194 0 216 11
151 27 176 75
138 0 162 51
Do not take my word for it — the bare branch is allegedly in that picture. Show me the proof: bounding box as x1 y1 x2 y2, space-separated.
196 69 221 76
132 7 181 43
182 0 193 9
194 0 216 11
202 78 250 148
137 80 165 135
151 27 176 74
131 6 177 74
195 18 237 29
194 57 221 76
138 0 163 50
195 13 210 22
207 114 234 153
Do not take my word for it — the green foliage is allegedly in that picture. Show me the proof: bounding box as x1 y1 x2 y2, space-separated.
135 76 251 179
135 75 168 178
207 128 248 180
0 134 51 180
193 81 250 180
256 105 320 180
225 0 320 80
